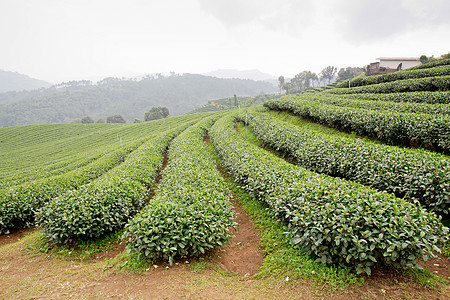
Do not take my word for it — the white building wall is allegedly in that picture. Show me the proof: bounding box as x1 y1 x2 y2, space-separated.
378 58 422 69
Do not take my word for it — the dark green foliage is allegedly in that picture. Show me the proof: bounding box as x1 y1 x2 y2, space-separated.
144 107 169 121
265 95 450 154
336 67 365 82
37 123 193 243
0 114 204 234
0 145 135 234
342 91 450 104
81 116 94 124
295 93 450 115
124 115 234 262
106 115 126 123
326 75 450 94
335 65 450 88
210 114 448 275
409 58 450 70
244 109 450 215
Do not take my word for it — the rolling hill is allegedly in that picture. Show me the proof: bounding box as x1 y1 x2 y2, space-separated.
0 69 51 93
0 73 276 127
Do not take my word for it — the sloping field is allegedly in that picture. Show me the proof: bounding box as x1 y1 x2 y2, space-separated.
1 60 450 298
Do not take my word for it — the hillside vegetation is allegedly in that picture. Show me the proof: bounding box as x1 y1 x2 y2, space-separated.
0 74 276 127
0 57 449 291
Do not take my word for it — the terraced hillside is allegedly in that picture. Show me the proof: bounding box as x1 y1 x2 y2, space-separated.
1 60 450 297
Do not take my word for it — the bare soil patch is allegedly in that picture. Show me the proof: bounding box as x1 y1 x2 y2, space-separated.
0 226 36 247
212 198 265 277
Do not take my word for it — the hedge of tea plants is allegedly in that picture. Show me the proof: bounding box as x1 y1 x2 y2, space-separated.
335 65 450 88
244 110 450 215
295 93 450 115
210 113 448 275
36 121 195 243
0 141 141 234
124 115 234 262
264 96 450 154
408 58 450 70
324 75 450 94
342 91 450 104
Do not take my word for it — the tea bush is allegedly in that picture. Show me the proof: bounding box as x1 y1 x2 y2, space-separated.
210 114 448 275
0 143 138 234
325 75 450 94
244 110 450 215
37 122 195 243
335 65 450 88
264 96 450 154
342 91 450 104
124 115 234 262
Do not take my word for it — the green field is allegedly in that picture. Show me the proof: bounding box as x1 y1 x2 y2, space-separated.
1 59 450 297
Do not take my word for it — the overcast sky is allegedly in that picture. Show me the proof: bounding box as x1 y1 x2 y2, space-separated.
1 0 449 83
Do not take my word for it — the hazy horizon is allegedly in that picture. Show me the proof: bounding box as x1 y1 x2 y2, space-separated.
1 0 449 84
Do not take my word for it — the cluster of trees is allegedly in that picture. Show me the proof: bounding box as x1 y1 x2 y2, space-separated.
71 107 170 124
144 106 170 121
420 52 450 64
278 66 364 94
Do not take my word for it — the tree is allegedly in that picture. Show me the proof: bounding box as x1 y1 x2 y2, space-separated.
69 118 82 124
336 67 365 82
145 107 170 121
289 71 318 92
319 66 337 85
96 118 105 123
81 116 94 124
133 118 142 123
106 115 126 123
278 76 285 94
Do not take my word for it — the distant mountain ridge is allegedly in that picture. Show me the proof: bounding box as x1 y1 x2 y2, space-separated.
0 73 276 127
205 69 277 81
0 70 52 93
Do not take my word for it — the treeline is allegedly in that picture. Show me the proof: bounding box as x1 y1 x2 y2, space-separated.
278 66 364 94
0 74 276 127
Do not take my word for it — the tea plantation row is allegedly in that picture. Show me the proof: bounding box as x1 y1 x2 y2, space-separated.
37 120 197 243
210 113 447 275
325 75 450 94
265 96 450 154
342 91 450 104
0 118 183 189
297 93 450 115
335 62 450 88
124 114 234 263
242 109 450 215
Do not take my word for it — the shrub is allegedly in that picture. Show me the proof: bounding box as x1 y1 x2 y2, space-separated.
124 115 234 262
210 114 448 275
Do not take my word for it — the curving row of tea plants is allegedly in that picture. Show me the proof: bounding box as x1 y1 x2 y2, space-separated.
265 96 450 154
335 63 450 88
124 114 235 263
0 118 188 189
342 91 450 104
0 114 204 234
0 141 137 234
210 113 447 275
242 108 450 215
294 93 450 116
325 75 450 94
37 120 197 243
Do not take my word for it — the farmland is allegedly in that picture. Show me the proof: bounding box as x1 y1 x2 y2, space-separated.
1 58 450 298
